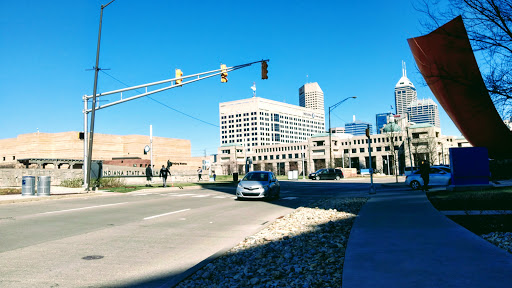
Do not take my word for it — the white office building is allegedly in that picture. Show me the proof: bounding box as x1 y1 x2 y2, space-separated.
219 97 325 150
299 82 324 111
407 99 441 128
395 62 417 117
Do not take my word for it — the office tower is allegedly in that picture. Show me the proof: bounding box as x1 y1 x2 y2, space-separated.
395 61 417 117
219 97 325 149
376 112 392 134
345 116 372 136
407 98 441 128
299 82 324 111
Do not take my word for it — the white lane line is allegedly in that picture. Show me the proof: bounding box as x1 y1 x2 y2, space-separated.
213 196 226 199
39 202 129 215
169 194 195 197
144 209 191 220
192 194 211 198
132 193 149 196
282 197 298 200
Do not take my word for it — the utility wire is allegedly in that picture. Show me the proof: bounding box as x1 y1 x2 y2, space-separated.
100 70 219 127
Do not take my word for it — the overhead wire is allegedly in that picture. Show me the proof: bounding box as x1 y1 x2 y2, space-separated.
100 70 219 127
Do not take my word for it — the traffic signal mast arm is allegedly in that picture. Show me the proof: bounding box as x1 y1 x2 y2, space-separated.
83 59 269 113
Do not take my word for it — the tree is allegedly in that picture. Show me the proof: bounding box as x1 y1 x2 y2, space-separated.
415 0 512 119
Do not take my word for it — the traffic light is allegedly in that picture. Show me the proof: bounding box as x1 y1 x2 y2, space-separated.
261 61 268 79
365 126 371 138
175 69 183 85
220 64 228 83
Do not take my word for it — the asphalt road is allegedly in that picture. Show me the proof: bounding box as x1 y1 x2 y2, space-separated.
0 178 406 287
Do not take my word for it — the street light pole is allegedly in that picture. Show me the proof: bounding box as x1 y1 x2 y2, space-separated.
85 0 116 191
329 96 356 168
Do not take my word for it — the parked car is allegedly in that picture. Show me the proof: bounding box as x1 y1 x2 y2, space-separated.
308 168 344 180
404 166 419 176
405 167 452 190
236 171 280 200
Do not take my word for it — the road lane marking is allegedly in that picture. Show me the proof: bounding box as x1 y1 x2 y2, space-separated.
213 196 226 199
192 194 211 198
282 197 298 200
39 202 129 215
143 208 191 220
169 194 195 197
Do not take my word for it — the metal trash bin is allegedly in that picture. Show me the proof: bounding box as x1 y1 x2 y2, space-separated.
288 171 293 180
37 176 51 196
21 176 35 196
292 170 299 180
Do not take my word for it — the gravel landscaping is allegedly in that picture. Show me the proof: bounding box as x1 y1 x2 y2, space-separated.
481 232 512 254
176 197 368 288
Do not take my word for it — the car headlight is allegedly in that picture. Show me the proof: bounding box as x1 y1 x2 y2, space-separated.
237 183 243 188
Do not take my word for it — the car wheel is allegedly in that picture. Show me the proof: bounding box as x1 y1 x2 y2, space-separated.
335 175 340 180
315 176 320 180
236 196 244 201
410 180 421 190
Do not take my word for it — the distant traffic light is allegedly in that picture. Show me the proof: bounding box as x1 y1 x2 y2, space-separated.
175 69 183 85
261 61 268 79
366 126 371 138
220 64 228 83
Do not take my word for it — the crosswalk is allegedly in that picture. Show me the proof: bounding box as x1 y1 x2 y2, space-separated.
131 191 298 200
131 192 236 199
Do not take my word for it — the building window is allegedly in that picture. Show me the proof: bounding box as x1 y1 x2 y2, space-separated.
12 156 15 160
352 148 356 153
360 148 365 153
344 149 349 153
295 153 299 158
377 147 382 152
270 155 274 160
264 156 268 160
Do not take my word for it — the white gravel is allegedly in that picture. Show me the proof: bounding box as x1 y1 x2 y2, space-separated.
176 197 368 288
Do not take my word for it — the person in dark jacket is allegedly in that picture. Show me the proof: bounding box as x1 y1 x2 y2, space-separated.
145 164 153 187
160 165 171 187
419 160 430 191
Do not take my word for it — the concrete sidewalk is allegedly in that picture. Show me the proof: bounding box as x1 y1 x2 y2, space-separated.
343 189 512 288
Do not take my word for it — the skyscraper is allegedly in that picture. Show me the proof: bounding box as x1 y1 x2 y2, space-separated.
407 99 441 128
376 112 392 134
345 116 372 136
395 61 417 117
299 82 324 111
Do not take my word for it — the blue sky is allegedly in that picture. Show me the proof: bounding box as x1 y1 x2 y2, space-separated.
0 0 462 156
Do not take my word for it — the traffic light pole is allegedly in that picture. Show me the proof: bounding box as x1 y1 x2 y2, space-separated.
82 59 269 189
367 124 376 194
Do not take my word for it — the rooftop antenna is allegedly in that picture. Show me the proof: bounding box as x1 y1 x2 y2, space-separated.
402 60 407 77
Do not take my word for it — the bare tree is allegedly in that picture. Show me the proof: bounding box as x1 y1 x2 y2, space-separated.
415 0 512 119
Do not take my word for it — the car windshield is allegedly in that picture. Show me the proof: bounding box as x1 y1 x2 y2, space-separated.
315 169 325 173
243 172 269 181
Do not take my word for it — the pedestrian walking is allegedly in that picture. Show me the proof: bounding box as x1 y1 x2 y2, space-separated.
213 171 216 181
145 164 153 187
197 167 203 181
419 160 430 191
160 165 171 187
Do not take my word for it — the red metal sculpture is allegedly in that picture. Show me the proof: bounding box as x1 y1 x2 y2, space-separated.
408 16 512 158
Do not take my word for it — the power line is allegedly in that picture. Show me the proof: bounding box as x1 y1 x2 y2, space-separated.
100 70 219 127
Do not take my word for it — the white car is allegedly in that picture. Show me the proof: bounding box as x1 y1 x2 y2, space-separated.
405 167 452 190
236 171 280 200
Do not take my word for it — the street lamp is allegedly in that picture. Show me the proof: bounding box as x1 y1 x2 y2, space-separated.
329 96 357 168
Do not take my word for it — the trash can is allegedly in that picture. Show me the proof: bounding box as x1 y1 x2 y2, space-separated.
292 170 299 180
21 176 35 196
288 171 293 180
233 173 238 182
37 176 51 196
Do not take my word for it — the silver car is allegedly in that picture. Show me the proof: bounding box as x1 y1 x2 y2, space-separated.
405 167 452 190
236 171 280 200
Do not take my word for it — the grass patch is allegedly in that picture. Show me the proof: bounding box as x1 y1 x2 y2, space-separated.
427 187 512 210
447 215 512 234
0 188 21 195
427 186 512 236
